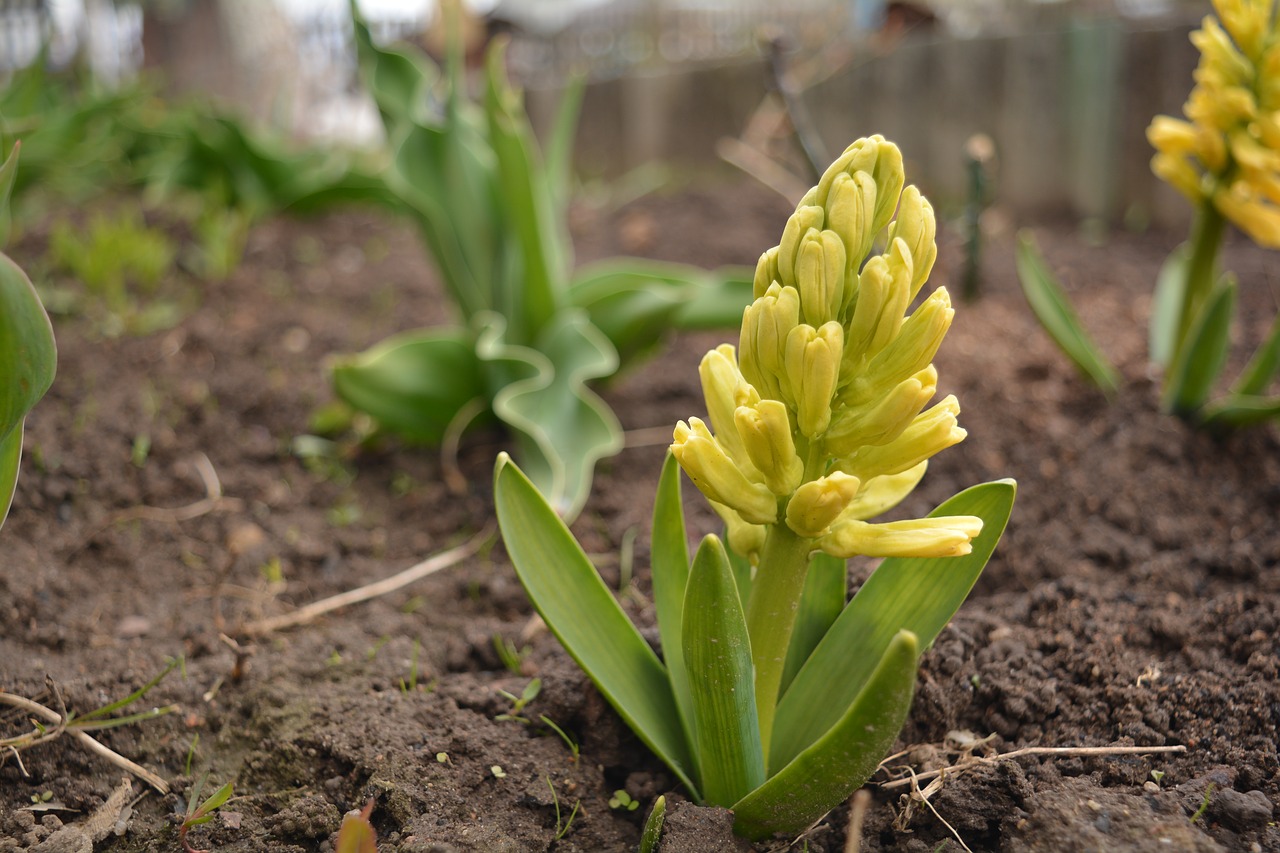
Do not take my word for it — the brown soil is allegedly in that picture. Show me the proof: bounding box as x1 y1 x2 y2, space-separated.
2 181 1278 853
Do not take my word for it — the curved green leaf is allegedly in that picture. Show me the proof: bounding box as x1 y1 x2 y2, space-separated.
779 551 846 697
732 630 919 840
493 454 698 796
1015 230 1119 393
651 453 697 755
0 141 19 248
1162 276 1236 416
1199 392 1280 428
477 310 622 520
683 534 763 806
1231 311 1280 397
1149 243 1190 369
330 328 486 444
639 795 666 853
771 480 1015 771
0 253 56 529
349 0 437 136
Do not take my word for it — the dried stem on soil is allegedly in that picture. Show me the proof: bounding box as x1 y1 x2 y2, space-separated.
240 525 494 636
843 789 871 853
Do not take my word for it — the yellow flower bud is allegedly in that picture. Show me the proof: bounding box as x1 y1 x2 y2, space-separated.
777 205 826 292
739 283 800 403
734 400 804 497
844 287 954 408
839 395 965 481
824 170 878 271
841 462 928 521
1191 16 1254 84
844 239 913 368
672 418 778 524
709 500 767 562
698 344 762 478
753 246 780 300
1214 182 1280 247
785 321 843 438
887 186 938 301
785 472 861 538
868 139 906 237
825 365 937 456
1215 0 1267 59
1151 153 1205 202
817 515 984 559
813 137 881 209
1147 116 1200 157
795 229 847 327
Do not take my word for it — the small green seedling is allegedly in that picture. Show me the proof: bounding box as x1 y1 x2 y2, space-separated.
495 678 542 723
179 778 233 853
493 634 531 674
490 765 507 779
609 790 640 812
335 800 377 853
1190 783 1214 824
638 795 666 853
538 715 580 761
545 777 581 841
398 639 422 693
496 138 1014 840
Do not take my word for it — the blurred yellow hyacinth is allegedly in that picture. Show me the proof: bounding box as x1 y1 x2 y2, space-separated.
671 136 981 563
1147 0 1280 247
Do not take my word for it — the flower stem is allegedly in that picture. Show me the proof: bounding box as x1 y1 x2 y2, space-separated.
745 519 814 764
1172 201 1225 364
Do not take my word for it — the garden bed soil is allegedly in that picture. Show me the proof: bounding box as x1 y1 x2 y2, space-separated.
2 180 1278 852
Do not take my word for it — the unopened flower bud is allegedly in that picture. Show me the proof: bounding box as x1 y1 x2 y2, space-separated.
785 472 861 538
710 500 767 561
887 186 938 300
839 395 965 481
824 170 878 271
818 515 984 559
777 206 826 292
844 239 913 368
734 400 804 497
699 345 762 477
753 246 781 299
672 418 777 524
826 365 937 456
795 229 847 327
785 321 843 438
845 287 953 408
740 283 800 402
840 462 928 521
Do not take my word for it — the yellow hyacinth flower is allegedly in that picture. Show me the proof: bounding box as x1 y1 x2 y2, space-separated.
1147 0 1280 248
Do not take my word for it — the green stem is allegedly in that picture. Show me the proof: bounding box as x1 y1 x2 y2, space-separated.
1172 201 1225 366
744 521 813 763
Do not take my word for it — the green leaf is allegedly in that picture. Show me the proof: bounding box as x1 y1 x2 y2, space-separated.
638 795 666 853
1162 276 1236 416
682 534 764 806
779 551 846 697
478 310 622 521
1149 243 1190 369
493 454 698 796
1199 393 1280 428
349 0 437 136
1015 230 1119 393
330 328 487 445
770 480 1016 771
670 268 754 329
732 630 919 840
0 141 19 248
545 73 585 223
650 453 697 756
1232 311 1280 397
0 254 56 530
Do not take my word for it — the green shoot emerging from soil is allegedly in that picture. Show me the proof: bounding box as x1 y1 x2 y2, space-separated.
495 137 1016 840
180 778 233 853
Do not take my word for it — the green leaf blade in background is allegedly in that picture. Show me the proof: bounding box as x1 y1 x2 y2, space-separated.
1199 393 1280 428
779 551 847 697
731 630 919 840
493 455 698 796
1162 276 1236 416
1149 243 1190 369
770 480 1016 771
0 252 57 530
1231 311 1280 397
650 453 697 757
330 328 486 445
0 140 19 247
1015 230 1120 394
682 534 764 807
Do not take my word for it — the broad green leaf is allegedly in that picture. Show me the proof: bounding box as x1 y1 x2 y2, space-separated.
493 454 698 796
0 141 18 248
1015 231 1120 394
670 269 754 329
650 453 697 756
732 630 919 840
1162 276 1236 416
0 254 56 529
1149 243 1190 368
638 795 666 853
477 310 622 520
1199 392 1280 428
1232 311 1280 397
485 41 566 338
330 328 487 445
779 551 846 697
349 0 436 136
771 480 1015 771
682 534 764 806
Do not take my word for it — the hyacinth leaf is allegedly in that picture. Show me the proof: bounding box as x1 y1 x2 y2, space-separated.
0 253 56 530
493 454 699 796
1199 393 1280 427
682 534 764 807
1149 243 1191 368
478 310 622 520
1163 276 1236 416
731 630 919 840
1015 231 1120 394
330 328 487 445
638 795 666 853
1231 312 1280 397
349 0 435 135
726 544 753 603
770 480 1015 771
544 73 585 235
0 141 18 248
485 41 567 339
568 260 753 372
779 551 846 696
650 452 697 753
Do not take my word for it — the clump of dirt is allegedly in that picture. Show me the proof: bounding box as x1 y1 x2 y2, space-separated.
1 181 1277 852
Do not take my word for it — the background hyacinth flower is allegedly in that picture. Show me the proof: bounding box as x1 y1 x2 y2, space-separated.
495 137 1015 839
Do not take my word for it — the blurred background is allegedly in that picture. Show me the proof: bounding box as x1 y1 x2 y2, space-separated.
0 0 1211 229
